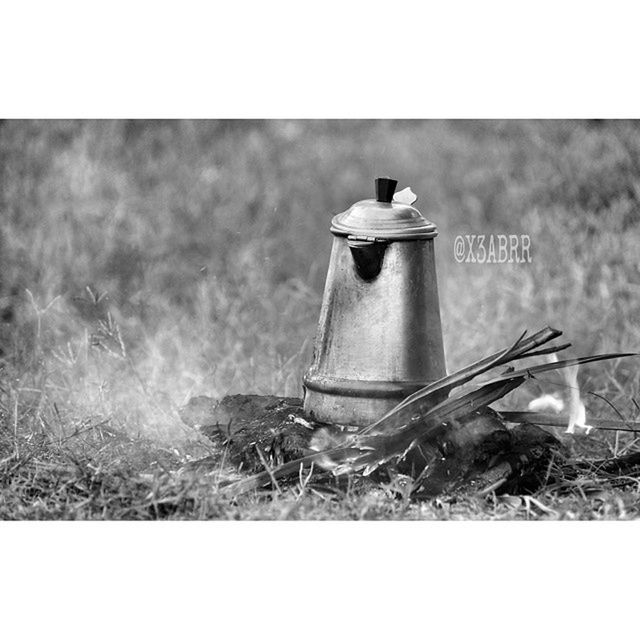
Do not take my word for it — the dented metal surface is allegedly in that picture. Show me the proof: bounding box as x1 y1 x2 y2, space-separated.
303 178 446 426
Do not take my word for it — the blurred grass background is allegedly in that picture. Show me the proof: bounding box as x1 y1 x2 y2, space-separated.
1 119 639 448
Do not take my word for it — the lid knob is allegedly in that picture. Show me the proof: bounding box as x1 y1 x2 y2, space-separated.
375 177 397 203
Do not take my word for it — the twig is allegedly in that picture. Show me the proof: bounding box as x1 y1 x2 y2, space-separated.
523 495 558 517
476 477 508 496
255 446 283 495
588 389 628 422
499 411 640 434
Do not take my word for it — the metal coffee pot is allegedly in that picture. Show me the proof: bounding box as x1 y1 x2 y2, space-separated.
303 177 447 426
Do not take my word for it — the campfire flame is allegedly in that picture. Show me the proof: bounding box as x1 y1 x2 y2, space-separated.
564 361 593 435
526 353 593 434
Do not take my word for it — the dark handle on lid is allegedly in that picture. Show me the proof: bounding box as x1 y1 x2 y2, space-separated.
375 177 397 203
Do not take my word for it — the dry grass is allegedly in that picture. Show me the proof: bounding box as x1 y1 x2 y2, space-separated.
1 119 639 519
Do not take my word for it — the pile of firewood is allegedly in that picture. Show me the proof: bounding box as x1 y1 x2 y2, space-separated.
179 327 639 499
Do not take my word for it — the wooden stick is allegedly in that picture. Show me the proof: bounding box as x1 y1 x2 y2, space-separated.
499 411 640 433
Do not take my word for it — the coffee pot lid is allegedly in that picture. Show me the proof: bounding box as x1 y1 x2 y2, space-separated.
330 177 438 240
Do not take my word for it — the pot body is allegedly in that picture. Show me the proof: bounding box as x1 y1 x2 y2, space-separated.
303 235 446 426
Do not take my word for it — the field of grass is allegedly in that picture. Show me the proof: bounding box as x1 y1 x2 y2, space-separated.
1 119 639 519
